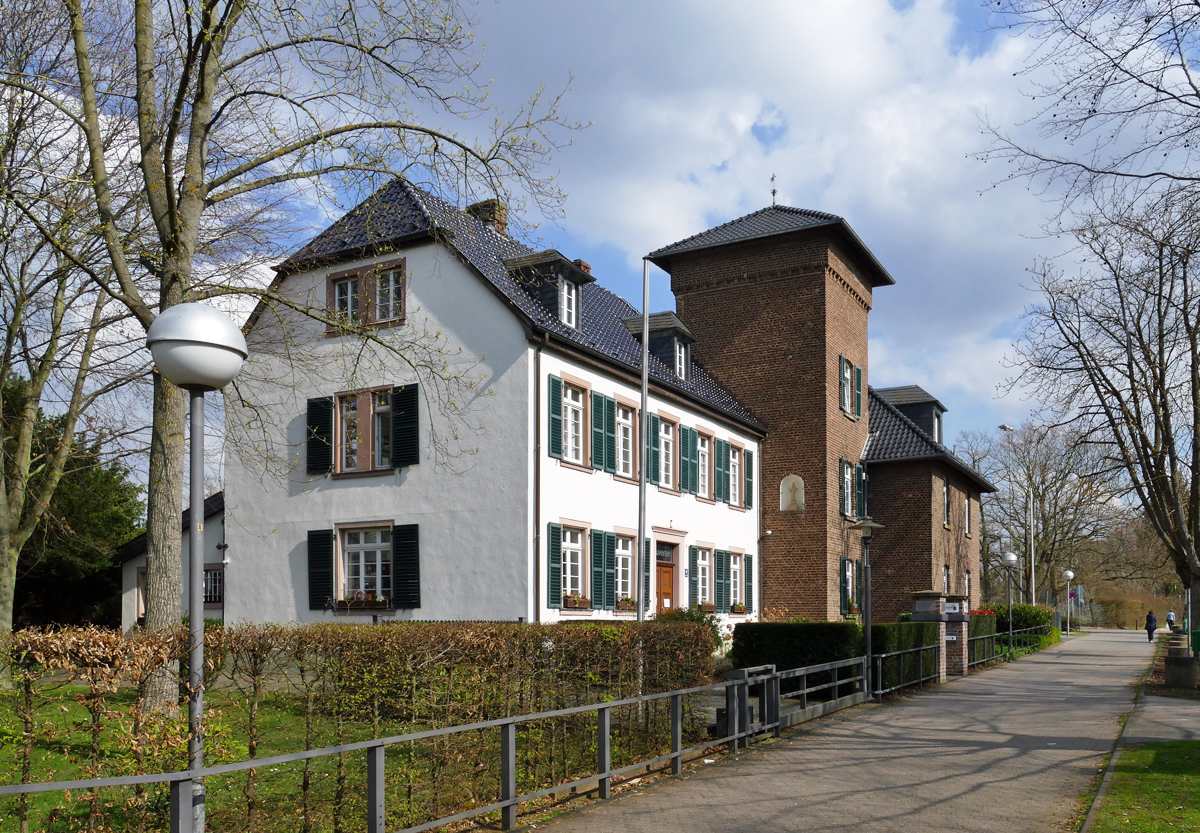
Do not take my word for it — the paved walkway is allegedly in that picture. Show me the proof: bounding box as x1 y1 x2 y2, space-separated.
543 630 1153 833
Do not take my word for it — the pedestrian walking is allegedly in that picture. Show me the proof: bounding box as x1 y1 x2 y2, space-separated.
1146 610 1158 643
1167 609 1176 628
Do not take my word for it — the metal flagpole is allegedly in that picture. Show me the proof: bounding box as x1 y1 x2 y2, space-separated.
1028 493 1035 605
636 259 650 623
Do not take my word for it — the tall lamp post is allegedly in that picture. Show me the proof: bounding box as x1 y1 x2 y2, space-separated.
1001 551 1019 659
849 517 885 699
1063 569 1075 636
998 424 1035 604
146 304 247 832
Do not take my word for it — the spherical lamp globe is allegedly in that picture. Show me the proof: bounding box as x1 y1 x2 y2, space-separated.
1001 552 1019 569
146 303 247 391
1063 569 1075 581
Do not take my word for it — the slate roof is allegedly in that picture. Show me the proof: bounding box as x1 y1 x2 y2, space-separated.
647 205 896 287
118 491 225 563
874 384 948 412
863 390 995 492
277 179 764 430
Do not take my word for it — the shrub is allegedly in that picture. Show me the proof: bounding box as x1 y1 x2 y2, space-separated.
730 622 862 670
655 605 722 650
872 621 941 652
968 614 997 638
990 604 1054 631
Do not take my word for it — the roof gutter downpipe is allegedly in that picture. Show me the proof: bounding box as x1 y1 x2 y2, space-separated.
636 259 650 623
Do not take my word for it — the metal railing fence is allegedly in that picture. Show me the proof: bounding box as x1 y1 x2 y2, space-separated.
872 644 940 696
968 624 1052 669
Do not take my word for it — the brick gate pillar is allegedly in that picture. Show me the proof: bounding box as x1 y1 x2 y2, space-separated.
910 591 947 684
944 594 969 677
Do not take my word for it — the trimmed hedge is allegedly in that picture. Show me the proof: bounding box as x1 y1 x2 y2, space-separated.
969 614 997 638
873 621 941 653
988 604 1054 631
731 622 862 670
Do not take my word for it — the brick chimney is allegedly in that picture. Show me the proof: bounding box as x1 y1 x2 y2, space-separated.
574 259 592 275
465 198 508 237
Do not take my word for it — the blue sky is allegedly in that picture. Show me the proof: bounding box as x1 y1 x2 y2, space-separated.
346 1 1058 441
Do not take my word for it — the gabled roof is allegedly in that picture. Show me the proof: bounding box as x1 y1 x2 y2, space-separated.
272 179 764 431
647 205 896 288
874 384 948 412
863 390 995 492
117 491 225 564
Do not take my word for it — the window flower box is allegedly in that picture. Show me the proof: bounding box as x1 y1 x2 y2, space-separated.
563 595 591 610
700 603 717 613
616 598 637 611
337 596 392 611
730 604 747 615
849 603 859 615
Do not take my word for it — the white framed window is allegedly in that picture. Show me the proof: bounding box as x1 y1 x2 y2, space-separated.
203 568 224 605
965 494 972 535
340 394 359 471
335 278 359 323
730 555 741 605
943 565 950 595
697 435 710 497
675 340 687 377
942 478 950 525
660 421 674 487
729 447 740 505
964 571 971 601
616 405 634 478
562 527 584 597
343 528 392 601
616 536 633 600
841 358 853 412
698 548 711 603
376 269 404 321
842 461 853 516
563 385 584 464
933 411 943 444
559 277 578 328
373 390 392 468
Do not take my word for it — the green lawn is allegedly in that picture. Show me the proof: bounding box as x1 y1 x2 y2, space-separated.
1090 741 1200 832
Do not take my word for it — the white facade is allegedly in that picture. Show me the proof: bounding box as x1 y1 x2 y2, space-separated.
211 214 761 626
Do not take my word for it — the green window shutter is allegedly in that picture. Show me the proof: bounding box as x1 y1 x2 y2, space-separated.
715 550 730 613
604 532 617 609
591 391 606 470
548 376 563 459
840 556 849 615
547 523 563 608
688 428 699 494
839 355 847 412
855 559 862 612
744 554 754 613
679 427 691 493
689 545 699 608
591 530 606 605
855 464 865 519
391 524 420 608
643 539 652 612
854 365 863 418
648 413 661 484
307 529 334 609
392 384 420 467
744 450 754 509
714 440 728 502
306 397 334 474
839 457 847 516
604 397 617 473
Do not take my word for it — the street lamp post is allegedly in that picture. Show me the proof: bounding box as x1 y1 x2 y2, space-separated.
1063 570 1075 636
146 304 246 833
1001 552 1019 659
849 517 885 699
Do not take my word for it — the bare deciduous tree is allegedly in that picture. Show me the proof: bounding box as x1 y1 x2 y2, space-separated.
0 0 576 648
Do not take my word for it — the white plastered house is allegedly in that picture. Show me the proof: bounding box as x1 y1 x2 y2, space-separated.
140 180 764 626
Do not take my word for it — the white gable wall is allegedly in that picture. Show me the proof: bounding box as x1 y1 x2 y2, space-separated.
222 240 534 623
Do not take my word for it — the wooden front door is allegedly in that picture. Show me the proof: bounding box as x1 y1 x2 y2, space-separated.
656 564 675 613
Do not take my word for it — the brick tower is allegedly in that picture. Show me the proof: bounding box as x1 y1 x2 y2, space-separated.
648 208 895 620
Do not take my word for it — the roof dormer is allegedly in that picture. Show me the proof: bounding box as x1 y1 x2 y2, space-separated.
623 311 697 381
504 250 596 330
874 385 947 445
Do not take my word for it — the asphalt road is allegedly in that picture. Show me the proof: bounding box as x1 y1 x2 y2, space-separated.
540 630 1153 833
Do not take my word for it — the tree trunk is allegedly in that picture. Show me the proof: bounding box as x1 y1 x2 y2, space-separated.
142 372 186 711
0 539 16 632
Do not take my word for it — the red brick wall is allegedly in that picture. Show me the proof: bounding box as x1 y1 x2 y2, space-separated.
668 229 874 620
866 459 982 621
